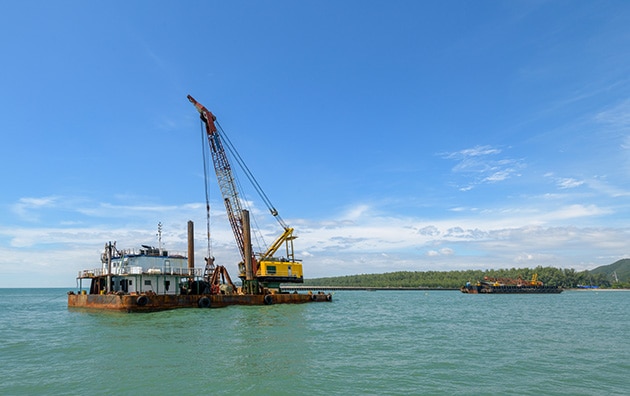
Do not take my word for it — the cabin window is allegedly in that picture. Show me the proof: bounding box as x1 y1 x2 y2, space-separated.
144 280 152 286
267 265 276 275
164 280 170 291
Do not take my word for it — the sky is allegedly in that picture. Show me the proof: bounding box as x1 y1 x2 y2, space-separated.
2 1 630 287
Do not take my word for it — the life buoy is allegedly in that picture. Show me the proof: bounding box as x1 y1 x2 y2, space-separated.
264 294 274 305
198 297 211 308
136 295 149 306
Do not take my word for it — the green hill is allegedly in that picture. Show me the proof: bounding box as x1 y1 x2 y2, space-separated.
304 262 630 289
304 266 608 288
589 259 630 284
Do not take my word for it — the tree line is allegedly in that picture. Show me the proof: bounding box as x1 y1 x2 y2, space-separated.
304 266 619 289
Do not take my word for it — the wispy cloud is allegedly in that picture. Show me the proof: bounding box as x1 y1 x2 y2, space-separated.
452 145 501 158
12 196 59 221
545 204 610 220
584 177 630 198
440 145 523 191
594 99 630 130
427 247 454 257
557 177 584 189
545 173 630 197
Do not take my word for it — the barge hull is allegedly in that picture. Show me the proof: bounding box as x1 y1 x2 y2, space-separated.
68 292 331 313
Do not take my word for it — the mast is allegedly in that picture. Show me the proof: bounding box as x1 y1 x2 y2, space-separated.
157 222 163 254
106 241 112 293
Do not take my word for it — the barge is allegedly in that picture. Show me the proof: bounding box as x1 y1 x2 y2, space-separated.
67 222 331 312
461 274 563 294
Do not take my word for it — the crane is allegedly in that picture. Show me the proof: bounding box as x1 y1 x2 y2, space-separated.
188 95 303 294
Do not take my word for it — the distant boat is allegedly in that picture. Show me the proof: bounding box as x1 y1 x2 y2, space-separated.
461 274 563 294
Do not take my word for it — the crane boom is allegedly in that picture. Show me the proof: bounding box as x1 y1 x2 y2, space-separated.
188 95 304 290
188 95 248 263
261 227 295 261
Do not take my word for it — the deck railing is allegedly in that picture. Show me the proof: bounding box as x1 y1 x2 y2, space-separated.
78 267 203 278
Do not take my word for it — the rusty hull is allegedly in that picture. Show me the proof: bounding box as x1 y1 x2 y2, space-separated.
68 292 331 313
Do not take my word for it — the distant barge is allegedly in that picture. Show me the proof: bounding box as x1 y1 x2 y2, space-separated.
461 274 563 294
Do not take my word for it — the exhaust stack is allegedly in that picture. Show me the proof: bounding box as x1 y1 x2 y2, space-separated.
187 220 194 272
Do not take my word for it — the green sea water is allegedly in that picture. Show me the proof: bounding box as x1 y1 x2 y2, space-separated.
0 288 628 395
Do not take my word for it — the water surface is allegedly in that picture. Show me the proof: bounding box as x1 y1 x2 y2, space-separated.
0 288 627 395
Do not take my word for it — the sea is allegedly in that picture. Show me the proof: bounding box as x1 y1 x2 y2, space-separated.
0 288 628 396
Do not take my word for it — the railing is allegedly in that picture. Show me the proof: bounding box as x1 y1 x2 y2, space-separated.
78 267 203 278
111 248 187 258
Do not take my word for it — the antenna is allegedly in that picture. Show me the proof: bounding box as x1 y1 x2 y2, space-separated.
157 222 163 253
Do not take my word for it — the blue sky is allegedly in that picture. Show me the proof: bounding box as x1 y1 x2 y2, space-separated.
2 1 630 287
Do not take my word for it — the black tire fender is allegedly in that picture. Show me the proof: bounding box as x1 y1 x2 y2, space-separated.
198 296 211 308
264 294 274 305
136 295 149 306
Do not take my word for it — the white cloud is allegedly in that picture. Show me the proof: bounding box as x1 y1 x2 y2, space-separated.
557 178 584 189
545 204 610 220
483 169 513 183
342 204 371 221
418 225 440 237
0 193 626 286
444 145 501 158
427 247 454 257
12 196 59 221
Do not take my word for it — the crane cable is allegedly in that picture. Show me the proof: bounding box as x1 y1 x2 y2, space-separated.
214 121 269 252
215 120 288 230
201 119 267 256
227 148 268 254
200 121 213 260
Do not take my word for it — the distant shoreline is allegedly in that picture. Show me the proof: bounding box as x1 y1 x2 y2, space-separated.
285 286 630 292
1 286 628 292
284 286 458 291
